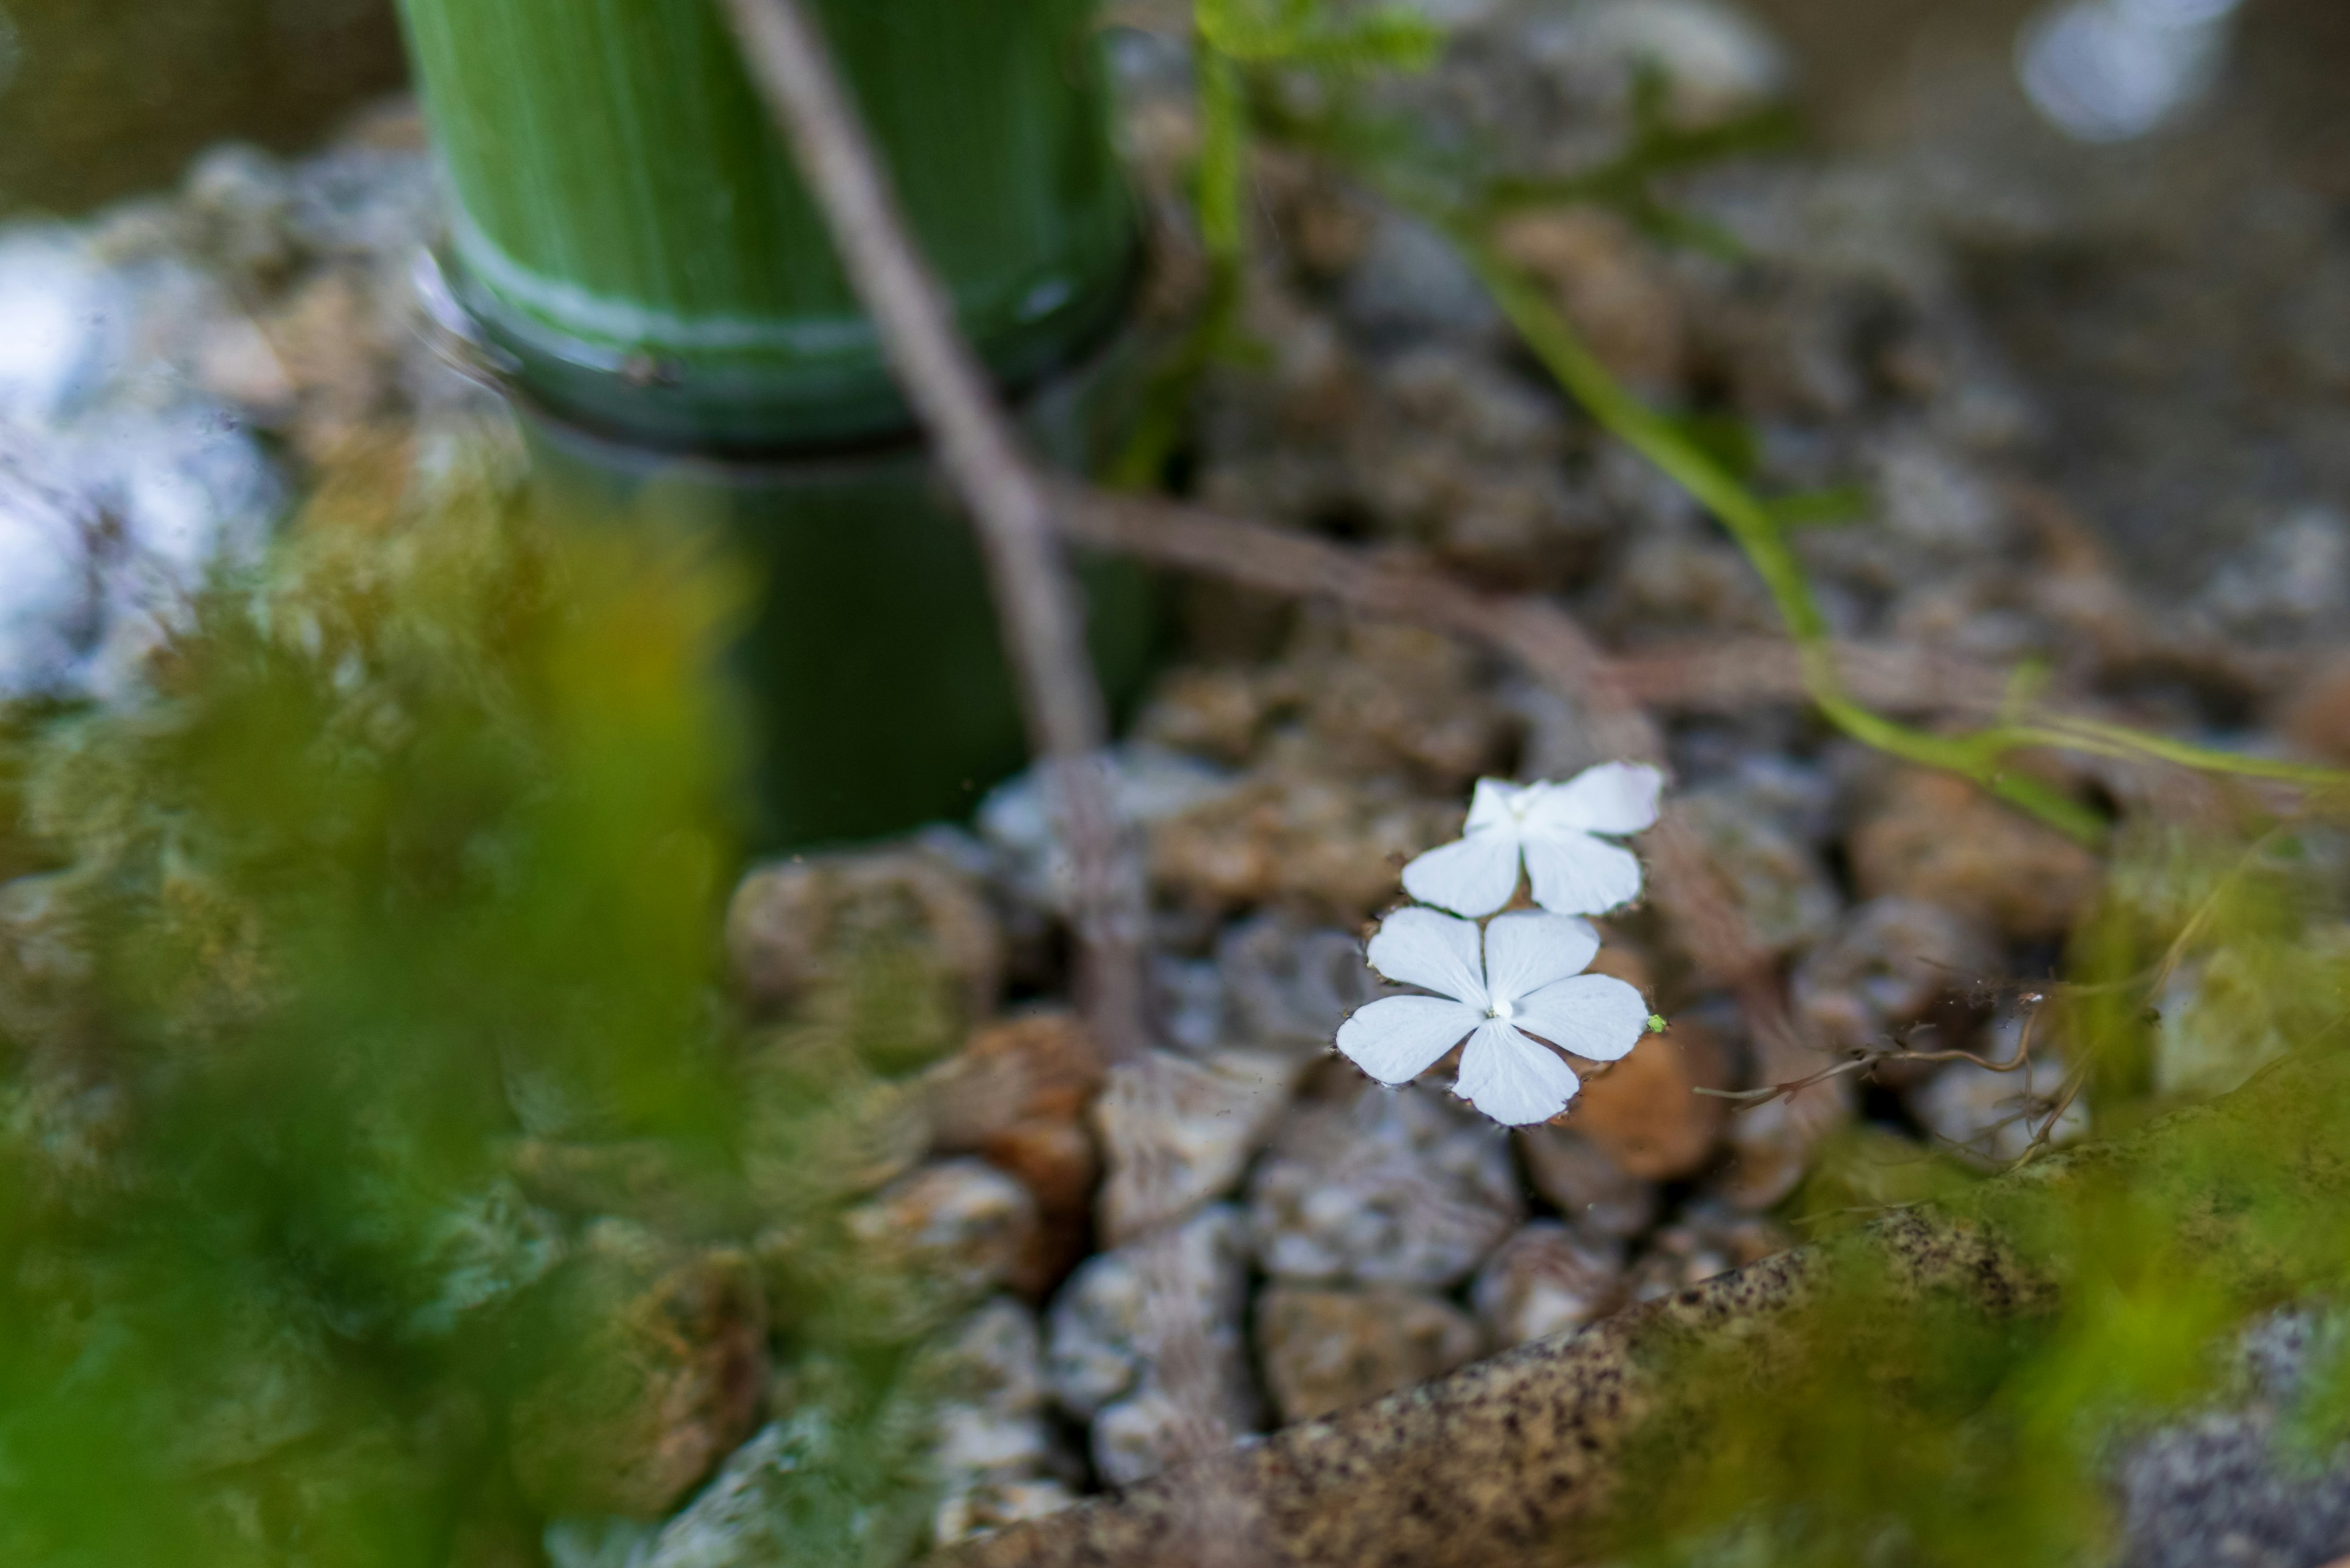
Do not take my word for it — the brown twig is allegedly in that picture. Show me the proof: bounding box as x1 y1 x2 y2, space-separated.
1698 995 2052 1111
718 0 1145 1064
1058 487 1777 981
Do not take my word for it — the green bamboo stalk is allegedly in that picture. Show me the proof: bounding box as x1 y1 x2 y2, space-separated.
395 0 1135 450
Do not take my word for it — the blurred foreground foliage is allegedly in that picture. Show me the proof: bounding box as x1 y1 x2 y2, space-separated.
0 467 956 1566
1593 822 2350 1567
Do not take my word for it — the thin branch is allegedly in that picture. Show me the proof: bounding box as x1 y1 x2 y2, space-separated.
1059 485 1773 988
717 0 1145 1063
1699 996 2050 1111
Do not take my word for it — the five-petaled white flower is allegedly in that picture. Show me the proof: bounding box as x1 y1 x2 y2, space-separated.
1401 763 1663 918
1335 907 1652 1126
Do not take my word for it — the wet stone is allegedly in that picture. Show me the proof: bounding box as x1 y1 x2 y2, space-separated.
923 1299 1082 1544
1094 1048 1298 1243
1255 1285 1484 1425
1248 1080 1523 1289
1625 1200 1796 1305
1043 1205 1259 1485
1674 778 1843 957
1557 1017 1732 1181
824 1160 1043 1343
1846 769 2102 942
1516 1123 1661 1240
507 1223 768 1522
1792 896 2002 1055
1910 1053 2089 1170
1215 913 1397 1056
725 848 1004 1042
1471 1222 1627 1351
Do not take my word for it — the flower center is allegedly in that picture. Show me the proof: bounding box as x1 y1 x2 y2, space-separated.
1489 996 1516 1022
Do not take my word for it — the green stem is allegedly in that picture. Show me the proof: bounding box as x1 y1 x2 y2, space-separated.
1458 237 2108 843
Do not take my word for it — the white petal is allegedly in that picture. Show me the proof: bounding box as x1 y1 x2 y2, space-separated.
1365 907 1488 1005
1534 763 1663 837
1455 1020 1580 1126
1400 827 1523 917
1522 831 1644 915
1482 911 1599 1005
1463 777 1531 835
1513 975 1652 1064
1335 995 1483 1085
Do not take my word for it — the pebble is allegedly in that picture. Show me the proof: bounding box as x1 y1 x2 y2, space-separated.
507 1223 768 1521
1674 779 1843 957
1557 1017 1731 1180
932 1479 1084 1548
1530 0 1793 126
1715 1088 1844 1212
923 1010 1103 1150
2150 955 2293 1102
1516 1123 1661 1239
977 745 1239 917
923 1299 1082 1542
1340 212 1504 347
1254 1286 1484 1424
1910 1052 2088 1169
1248 1081 1523 1289
925 1301 1059 1474
1624 1200 1794 1304
742 1052 933 1215
1470 1222 1627 1350
1146 750 1464 919
1791 896 2002 1055
1215 913 1397 1056
1846 769 2102 942
1094 1047 1299 1243
1043 1206 1259 1484
1133 664 1281 766
822 1160 1043 1343
1491 209 1689 393
2281 653 2350 764
2197 507 2350 644
1291 616 1520 791
725 848 1004 1042
1347 349 1606 586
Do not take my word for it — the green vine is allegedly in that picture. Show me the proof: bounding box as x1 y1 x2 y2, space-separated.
1176 9 2350 842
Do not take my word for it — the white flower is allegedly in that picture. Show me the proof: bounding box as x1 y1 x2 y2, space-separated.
1335 907 1652 1126
1401 763 1663 917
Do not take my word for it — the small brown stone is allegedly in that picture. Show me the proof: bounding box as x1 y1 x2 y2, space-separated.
1846 768 2100 940
829 1160 1042 1340
922 1010 1107 1299
924 1011 1105 1151
1133 666 1281 764
1149 752 1466 920
1492 209 1689 392
1553 1020 1731 1180
726 848 1003 1031
1516 1124 1658 1239
1255 1286 1483 1425
1095 1049 1298 1244
1791 896 2000 1056
980 1118 1100 1299
507 1226 767 1520
1471 1223 1627 1351
2282 654 2350 763
1584 941 1655 995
